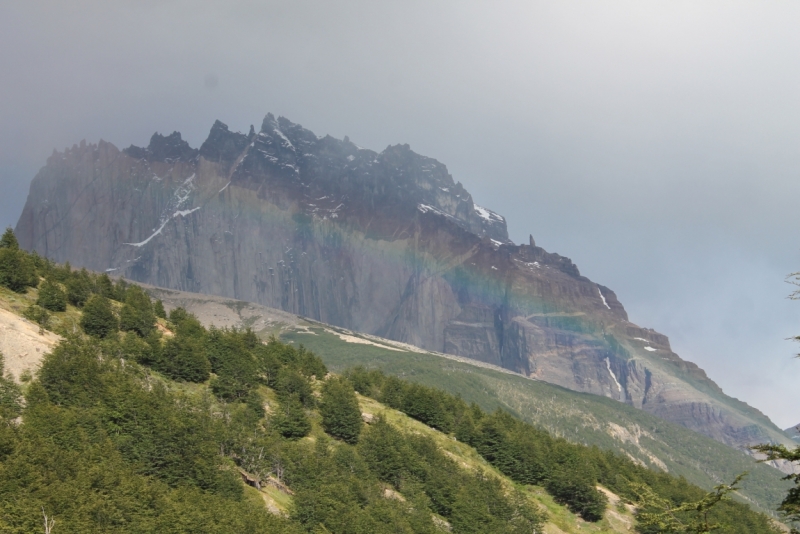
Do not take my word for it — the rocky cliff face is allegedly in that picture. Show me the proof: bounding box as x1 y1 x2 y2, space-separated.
15 114 792 451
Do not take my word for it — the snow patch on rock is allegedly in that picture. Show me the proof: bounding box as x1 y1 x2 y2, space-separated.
598 288 611 309
474 204 504 223
605 357 623 393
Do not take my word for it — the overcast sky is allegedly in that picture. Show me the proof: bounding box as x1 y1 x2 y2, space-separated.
3 1 800 427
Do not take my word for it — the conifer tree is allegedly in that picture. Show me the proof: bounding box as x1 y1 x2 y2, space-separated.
0 228 17 249
79 294 119 338
153 299 167 319
320 377 362 444
36 279 67 312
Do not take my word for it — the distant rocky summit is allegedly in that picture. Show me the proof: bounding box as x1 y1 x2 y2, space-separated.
15 113 793 452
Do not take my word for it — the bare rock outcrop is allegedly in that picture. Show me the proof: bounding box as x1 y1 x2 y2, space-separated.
15 114 792 452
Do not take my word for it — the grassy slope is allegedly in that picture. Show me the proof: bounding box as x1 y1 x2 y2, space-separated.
0 290 634 534
281 326 791 515
0 284 785 532
237 382 640 533
247 380 640 533
355 394 637 534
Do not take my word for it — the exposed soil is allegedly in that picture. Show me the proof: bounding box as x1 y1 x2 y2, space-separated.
0 307 60 381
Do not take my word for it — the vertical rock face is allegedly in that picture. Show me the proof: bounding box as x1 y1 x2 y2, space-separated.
16 114 792 451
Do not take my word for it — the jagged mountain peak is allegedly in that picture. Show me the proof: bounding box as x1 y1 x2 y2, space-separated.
15 113 794 454
123 131 197 162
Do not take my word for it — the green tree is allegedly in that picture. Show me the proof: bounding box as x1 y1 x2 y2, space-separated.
634 474 747 533
272 395 312 439
207 328 259 401
0 352 22 420
751 445 800 533
153 299 167 319
119 285 156 337
0 228 37 293
545 469 607 522
66 269 92 307
0 228 18 249
294 345 328 379
114 277 129 301
79 294 119 338
154 313 210 382
36 278 67 312
358 417 413 488
751 272 800 532
274 368 315 407
96 273 116 300
320 377 362 444
159 334 210 382
120 331 156 365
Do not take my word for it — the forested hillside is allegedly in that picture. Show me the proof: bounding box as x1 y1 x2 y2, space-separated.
0 229 787 533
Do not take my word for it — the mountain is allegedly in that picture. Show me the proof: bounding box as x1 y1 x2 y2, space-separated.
0 277 783 532
14 114 793 454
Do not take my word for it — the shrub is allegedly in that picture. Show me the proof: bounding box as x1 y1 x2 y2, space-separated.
274 368 315 407
545 471 607 522
119 285 156 337
96 273 117 300
22 304 50 332
36 279 67 312
66 270 92 307
0 228 37 293
80 294 119 338
158 335 210 383
120 331 156 365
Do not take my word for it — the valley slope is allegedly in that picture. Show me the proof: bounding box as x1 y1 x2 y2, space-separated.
145 285 791 514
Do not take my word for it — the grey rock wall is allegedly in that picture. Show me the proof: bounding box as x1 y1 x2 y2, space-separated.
15 115 793 452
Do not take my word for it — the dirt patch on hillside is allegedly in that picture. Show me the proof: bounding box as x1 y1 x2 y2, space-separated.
0 307 60 381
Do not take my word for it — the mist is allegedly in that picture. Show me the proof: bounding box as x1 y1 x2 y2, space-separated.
2 1 800 426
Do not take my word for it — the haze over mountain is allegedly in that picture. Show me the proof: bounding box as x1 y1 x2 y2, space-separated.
15 115 794 457
2 2 800 428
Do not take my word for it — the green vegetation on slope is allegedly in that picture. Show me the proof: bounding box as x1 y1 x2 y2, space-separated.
0 229 788 532
0 326 551 532
344 366 781 532
282 326 792 515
